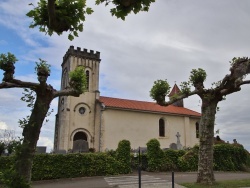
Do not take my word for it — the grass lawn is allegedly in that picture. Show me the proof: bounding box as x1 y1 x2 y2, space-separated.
181 179 250 188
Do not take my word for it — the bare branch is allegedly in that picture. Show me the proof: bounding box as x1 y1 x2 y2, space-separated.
53 88 81 98
218 58 250 95
0 79 39 89
239 80 250 86
157 89 199 106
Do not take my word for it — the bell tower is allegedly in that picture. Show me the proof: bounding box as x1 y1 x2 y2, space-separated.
54 46 101 152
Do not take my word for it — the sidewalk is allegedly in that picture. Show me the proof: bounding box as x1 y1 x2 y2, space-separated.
119 183 186 188
32 171 250 188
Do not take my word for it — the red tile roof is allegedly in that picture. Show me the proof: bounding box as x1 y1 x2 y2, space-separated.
99 96 201 117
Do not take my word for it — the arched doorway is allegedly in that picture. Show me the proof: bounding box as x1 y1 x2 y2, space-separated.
72 131 89 152
73 131 87 141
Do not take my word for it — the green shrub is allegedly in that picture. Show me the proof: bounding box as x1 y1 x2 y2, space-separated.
146 139 164 171
116 140 131 173
177 149 198 171
164 149 186 170
246 152 250 167
0 141 5 155
214 144 248 171
106 149 116 157
31 153 125 180
131 153 148 171
1 142 249 183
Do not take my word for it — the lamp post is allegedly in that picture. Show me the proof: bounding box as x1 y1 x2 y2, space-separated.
138 147 141 188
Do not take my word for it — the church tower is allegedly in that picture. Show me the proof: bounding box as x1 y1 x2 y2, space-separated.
168 84 184 107
54 46 101 152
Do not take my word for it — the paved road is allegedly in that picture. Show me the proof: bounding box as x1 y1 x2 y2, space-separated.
32 171 250 188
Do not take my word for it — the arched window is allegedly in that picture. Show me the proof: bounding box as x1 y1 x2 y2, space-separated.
86 70 89 90
159 119 165 137
196 122 199 138
73 131 87 141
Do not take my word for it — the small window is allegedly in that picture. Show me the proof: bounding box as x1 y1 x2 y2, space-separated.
62 69 69 89
86 70 89 90
79 107 86 115
159 119 165 137
196 122 199 138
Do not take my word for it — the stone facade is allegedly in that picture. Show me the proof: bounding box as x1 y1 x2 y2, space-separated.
54 46 200 152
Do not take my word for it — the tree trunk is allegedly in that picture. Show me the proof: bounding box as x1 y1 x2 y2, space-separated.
197 99 218 184
15 86 53 185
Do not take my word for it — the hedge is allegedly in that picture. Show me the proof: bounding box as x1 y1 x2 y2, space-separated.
116 140 131 174
0 152 130 181
0 142 249 182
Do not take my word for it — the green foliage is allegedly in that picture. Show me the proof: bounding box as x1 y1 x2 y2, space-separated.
177 149 198 171
96 0 155 20
180 81 191 95
18 89 35 129
1 144 249 183
214 144 249 171
0 141 4 155
32 153 125 180
0 157 30 188
21 89 35 109
106 149 116 157
150 79 170 104
0 169 30 188
131 153 148 170
0 140 21 157
69 66 87 93
6 140 21 155
0 153 129 181
189 68 207 85
246 152 250 169
164 149 186 170
116 140 131 173
0 53 17 71
35 59 51 75
26 0 155 40
26 0 93 40
229 57 244 66
146 139 164 171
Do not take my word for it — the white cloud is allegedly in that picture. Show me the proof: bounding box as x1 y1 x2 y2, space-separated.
1 0 250 151
0 122 8 130
37 136 54 153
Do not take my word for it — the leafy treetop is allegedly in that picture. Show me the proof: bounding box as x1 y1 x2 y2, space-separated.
26 0 155 40
150 57 250 107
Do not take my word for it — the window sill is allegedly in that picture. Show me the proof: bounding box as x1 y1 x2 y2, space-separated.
158 136 169 139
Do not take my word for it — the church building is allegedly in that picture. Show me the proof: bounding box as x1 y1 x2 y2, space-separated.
54 46 201 152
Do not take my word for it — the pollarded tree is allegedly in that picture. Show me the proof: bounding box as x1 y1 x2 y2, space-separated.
26 0 155 40
0 53 87 187
150 57 250 185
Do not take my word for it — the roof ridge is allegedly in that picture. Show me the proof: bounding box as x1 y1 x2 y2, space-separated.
100 96 157 104
99 96 201 117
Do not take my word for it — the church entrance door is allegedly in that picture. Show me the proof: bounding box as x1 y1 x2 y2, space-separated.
73 131 89 153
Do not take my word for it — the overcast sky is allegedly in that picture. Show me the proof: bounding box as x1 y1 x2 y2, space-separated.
0 0 250 152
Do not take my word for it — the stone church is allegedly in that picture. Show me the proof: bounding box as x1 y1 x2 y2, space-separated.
53 46 201 152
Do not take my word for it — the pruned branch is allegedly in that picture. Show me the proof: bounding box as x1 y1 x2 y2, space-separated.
0 79 39 89
157 89 199 106
238 80 250 86
218 58 250 96
53 88 81 98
